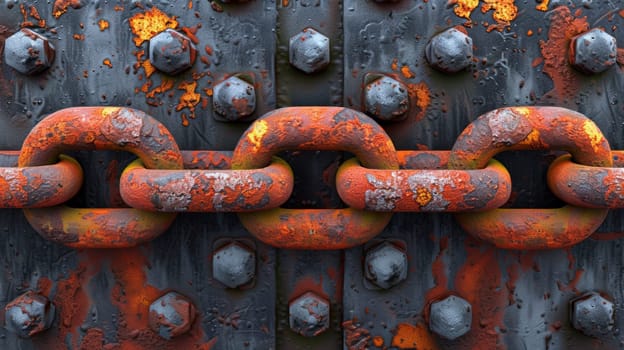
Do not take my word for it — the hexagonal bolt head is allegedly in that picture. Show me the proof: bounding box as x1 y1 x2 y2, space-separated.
5 291 55 338
425 28 473 73
213 76 257 121
289 28 330 74
4 29 55 75
289 292 330 337
365 76 409 121
213 242 256 288
149 292 196 339
569 28 617 74
429 295 472 340
364 242 408 289
570 291 615 338
149 29 197 75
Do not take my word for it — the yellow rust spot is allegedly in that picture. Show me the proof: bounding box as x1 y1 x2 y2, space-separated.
536 0 549 11
512 107 530 116
415 187 433 207
453 0 479 20
142 60 156 78
453 0 517 25
52 0 82 19
248 120 269 150
521 129 541 146
176 81 201 120
583 120 605 152
98 19 109 31
392 323 439 349
103 58 112 68
128 7 178 47
101 107 121 117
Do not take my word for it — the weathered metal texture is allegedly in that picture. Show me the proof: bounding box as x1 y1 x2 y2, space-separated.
449 106 612 249
1 2 624 350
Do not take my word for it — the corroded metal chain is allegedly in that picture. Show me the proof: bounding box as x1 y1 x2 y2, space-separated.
2 106 620 250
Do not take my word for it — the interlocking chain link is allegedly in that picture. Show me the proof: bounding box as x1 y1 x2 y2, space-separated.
2 106 621 250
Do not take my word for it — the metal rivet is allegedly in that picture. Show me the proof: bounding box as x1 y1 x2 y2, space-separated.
570 291 615 338
4 29 55 75
429 295 472 340
289 292 330 337
148 291 196 339
213 76 257 121
213 241 256 288
569 28 617 74
148 29 197 75
364 76 409 121
5 291 55 338
289 28 330 74
364 241 408 289
425 28 473 73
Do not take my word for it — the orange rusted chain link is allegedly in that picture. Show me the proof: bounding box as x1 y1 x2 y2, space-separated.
232 107 398 250
18 107 184 248
0 155 83 208
119 157 293 212
336 154 511 212
547 151 624 208
449 106 612 249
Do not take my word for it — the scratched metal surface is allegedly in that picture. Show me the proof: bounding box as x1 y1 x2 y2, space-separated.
1 0 624 349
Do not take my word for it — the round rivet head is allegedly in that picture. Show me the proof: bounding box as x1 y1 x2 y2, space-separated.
213 242 256 288
429 295 472 340
4 29 55 75
364 242 408 289
364 76 409 121
425 28 473 73
148 29 197 75
213 76 257 121
289 292 330 337
148 292 196 339
570 291 615 338
570 28 617 74
5 291 55 338
289 28 330 74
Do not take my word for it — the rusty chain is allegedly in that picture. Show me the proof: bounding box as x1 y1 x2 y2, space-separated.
1 105 620 250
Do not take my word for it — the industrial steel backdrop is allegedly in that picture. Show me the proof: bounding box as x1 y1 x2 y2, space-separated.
1 0 624 349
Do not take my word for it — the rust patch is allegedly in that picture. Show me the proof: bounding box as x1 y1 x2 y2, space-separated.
535 0 549 11
128 7 179 47
343 320 371 350
176 81 201 122
52 0 83 19
539 6 588 99
103 58 112 68
407 82 430 121
97 19 109 31
452 0 517 29
391 323 439 349
400 65 415 79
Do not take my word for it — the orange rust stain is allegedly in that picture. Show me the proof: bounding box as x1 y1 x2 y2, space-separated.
407 82 431 121
142 60 156 78
391 58 399 71
415 186 433 207
73 33 85 40
531 57 543 67
391 323 439 349
23 5 46 28
372 336 384 347
425 237 449 304
181 24 201 44
282 0 289 6
620 9 624 18
536 0 549 11
53 0 82 19
539 6 588 99
188 0 193 8
176 81 201 120
453 0 517 28
400 65 415 79
204 88 213 96
557 269 584 293
452 0 479 20
114 5 123 11
103 58 113 68
98 19 109 31
146 78 175 99
128 7 178 47
617 48 624 67
527 29 533 36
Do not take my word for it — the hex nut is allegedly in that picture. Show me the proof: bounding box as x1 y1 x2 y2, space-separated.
289 292 330 337
148 292 196 339
364 242 408 289
5 291 55 338
429 295 472 340
4 29 55 75
570 28 617 74
213 76 257 121
213 242 256 288
425 28 473 73
149 29 197 75
570 291 615 338
289 28 330 74
364 76 409 121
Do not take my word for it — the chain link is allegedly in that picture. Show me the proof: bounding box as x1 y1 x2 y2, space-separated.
2 106 622 250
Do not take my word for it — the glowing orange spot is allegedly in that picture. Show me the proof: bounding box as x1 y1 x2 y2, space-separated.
453 0 479 20
400 66 415 79
415 187 433 207
98 19 109 31
282 0 289 6
176 81 201 120
481 0 517 23
188 0 193 8
73 33 85 40
372 336 384 347
128 7 178 47
204 88 213 96
527 29 533 36
103 58 112 68
536 0 549 11
391 323 439 349
52 0 82 19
